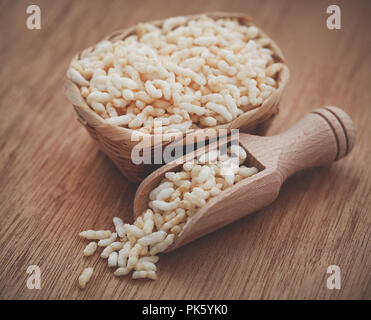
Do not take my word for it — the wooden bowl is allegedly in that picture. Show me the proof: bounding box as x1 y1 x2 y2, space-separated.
65 12 289 183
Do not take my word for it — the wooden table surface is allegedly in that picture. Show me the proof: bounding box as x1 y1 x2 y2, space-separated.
0 0 370 300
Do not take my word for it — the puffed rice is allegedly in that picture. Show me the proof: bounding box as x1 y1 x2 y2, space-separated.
77 144 258 287
79 230 112 240
135 261 157 271
101 241 123 259
132 270 157 280
125 224 144 238
108 252 118 268
143 209 154 235
118 242 131 267
114 267 131 276
138 231 167 246
83 241 98 256
98 232 117 247
113 217 125 238
138 256 159 264
67 15 282 133
78 267 93 289
127 243 142 269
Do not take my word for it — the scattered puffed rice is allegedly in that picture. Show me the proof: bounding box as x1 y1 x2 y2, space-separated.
138 231 167 246
135 261 157 271
79 230 111 240
98 232 117 247
78 267 93 289
77 144 258 287
113 217 126 238
132 270 157 280
138 256 159 264
114 267 131 277
83 242 98 257
101 241 123 259
108 252 118 268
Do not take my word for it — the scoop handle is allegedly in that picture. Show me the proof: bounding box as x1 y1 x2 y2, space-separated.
275 106 356 179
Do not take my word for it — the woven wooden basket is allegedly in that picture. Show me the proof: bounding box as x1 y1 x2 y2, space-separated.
65 12 289 183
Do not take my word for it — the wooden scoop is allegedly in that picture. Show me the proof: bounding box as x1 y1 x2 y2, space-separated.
133 106 356 252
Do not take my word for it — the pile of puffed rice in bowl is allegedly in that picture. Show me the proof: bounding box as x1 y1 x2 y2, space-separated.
65 13 288 182
78 144 259 288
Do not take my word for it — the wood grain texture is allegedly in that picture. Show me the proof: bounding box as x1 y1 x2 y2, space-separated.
0 0 370 300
